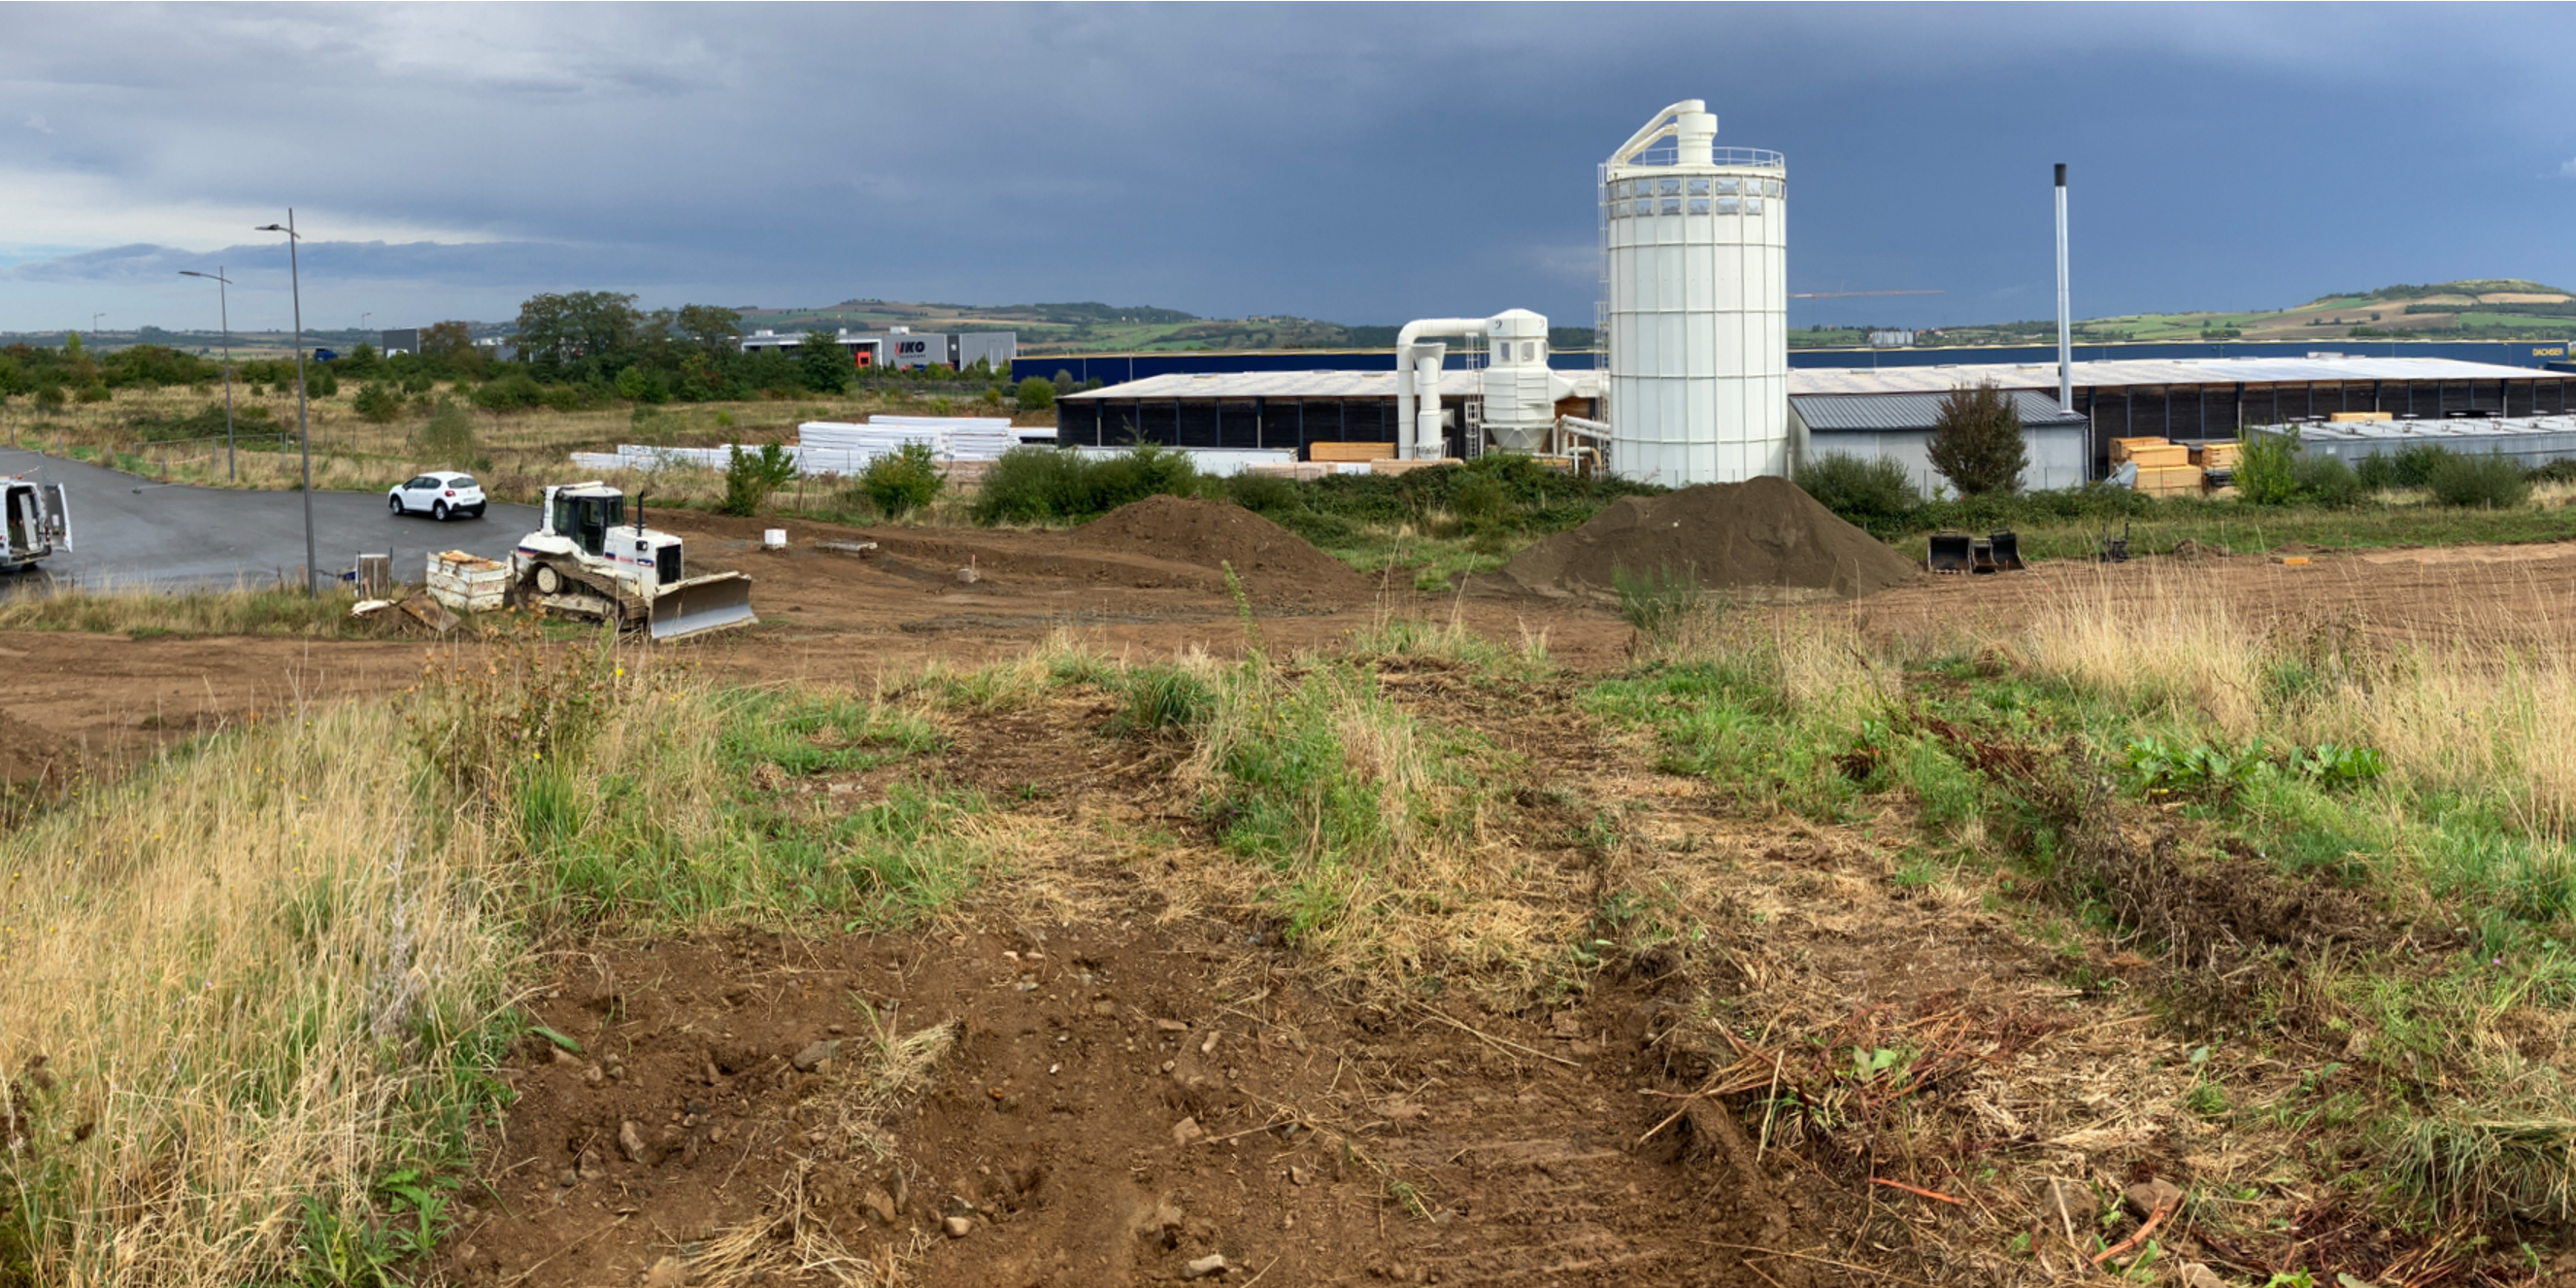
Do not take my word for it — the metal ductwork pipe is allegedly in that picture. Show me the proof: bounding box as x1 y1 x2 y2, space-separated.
1393 318 1487 459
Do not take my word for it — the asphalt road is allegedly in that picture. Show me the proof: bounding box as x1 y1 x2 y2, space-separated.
0 447 537 593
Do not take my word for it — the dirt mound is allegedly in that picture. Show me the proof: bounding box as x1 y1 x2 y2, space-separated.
1071 495 1371 603
451 925 1809 1287
0 709 74 787
1502 476 1917 600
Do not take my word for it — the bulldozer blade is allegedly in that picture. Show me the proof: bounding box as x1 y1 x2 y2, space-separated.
650 572 756 640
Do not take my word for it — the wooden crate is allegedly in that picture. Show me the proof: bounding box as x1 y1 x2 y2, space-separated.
427 551 510 612
1308 440 1396 463
2191 442 2241 469
2132 465 2205 495
2126 444 2191 468
2328 411 2393 424
2109 436 2170 462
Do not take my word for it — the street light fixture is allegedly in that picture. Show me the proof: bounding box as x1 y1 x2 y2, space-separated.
178 269 238 481
254 213 318 597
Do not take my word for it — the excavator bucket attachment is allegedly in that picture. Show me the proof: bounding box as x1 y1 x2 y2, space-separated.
1988 530 2024 571
650 571 756 640
1926 531 1973 574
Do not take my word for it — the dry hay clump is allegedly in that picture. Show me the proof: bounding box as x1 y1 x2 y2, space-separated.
1071 495 1370 603
1501 475 1918 601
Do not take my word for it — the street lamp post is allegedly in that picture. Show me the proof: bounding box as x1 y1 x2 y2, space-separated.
255 213 318 597
178 269 237 481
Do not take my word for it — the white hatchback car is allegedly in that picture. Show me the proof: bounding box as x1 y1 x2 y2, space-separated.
387 470 487 521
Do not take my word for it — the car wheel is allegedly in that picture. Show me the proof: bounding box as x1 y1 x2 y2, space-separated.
432 501 449 521
389 495 404 516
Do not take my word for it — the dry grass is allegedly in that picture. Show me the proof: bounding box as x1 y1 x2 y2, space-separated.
0 698 512 1286
0 582 382 638
687 1013 956 1288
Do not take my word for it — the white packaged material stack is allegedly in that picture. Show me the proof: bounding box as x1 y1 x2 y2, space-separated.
426 550 510 612
568 414 1041 479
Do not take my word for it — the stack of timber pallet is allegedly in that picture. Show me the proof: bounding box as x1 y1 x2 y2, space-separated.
1307 441 1397 464
2112 436 2204 496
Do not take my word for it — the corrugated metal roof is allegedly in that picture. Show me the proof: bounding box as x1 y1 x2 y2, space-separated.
1059 356 2564 405
1789 355 2563 395
1059 368 1602 400
1790 390 2088 432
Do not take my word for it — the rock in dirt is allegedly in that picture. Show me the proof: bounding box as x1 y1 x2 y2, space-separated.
644 1254 688 1288
2043 1177 2092 1225
2123 1177 2183 1217
2174 1264 2224 1288
1500 475 1918 601
1182 1253 1229 1278
1072 495 1369 603
942 1215 973 1238
1171 1116 1205 1146
861 1187 897 1226
791 1038 841 1072
619 1120 654 1166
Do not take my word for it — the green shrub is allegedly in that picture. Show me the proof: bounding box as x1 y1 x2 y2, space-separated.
2391 442 2457 488
538 384 585 414
2425 451 2532 509
614 365 667 404
305 368 338 397
1925 382 2027 496
351 382 405 424
1223 472 1301 515
2235 431 2301 505
418 397 478 462
860 442 945 519
1793 452 1923 527
2529 458 2576 485
2292 452 2362 508
2356 452 2396 491
971 442 1202 525
1014 377 1055 411
719 442 800 517
74 381 111 404
471 372 544 413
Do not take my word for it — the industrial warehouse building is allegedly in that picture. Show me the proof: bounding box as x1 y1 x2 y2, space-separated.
1057 353 2576 485
739 327 1016 372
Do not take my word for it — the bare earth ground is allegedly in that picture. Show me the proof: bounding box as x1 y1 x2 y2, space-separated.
14 519 2576 1284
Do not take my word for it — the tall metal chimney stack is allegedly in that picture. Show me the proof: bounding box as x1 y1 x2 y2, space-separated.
2055 162 2072 411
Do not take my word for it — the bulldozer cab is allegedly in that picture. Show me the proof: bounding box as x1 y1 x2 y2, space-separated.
551 489 623 559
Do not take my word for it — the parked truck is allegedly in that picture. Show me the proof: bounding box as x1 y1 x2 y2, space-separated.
0 476 72 574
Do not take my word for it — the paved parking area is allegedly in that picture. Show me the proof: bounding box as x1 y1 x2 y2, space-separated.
0 447 536 592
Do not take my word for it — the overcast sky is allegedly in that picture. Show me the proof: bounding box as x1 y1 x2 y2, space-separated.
5 3 2572 338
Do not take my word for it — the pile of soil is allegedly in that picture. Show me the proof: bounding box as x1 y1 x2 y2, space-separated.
1502 476 1918 600
444 924 1812 1288
0 709 74 788
1071 496 1371 603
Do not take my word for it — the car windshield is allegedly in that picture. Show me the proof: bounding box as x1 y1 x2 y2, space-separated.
450 476 478 490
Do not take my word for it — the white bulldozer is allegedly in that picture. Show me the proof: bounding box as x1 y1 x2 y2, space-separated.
0 475 73 575
512 482 755 639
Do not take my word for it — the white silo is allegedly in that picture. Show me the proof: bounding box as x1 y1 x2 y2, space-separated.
1600 100 1788 485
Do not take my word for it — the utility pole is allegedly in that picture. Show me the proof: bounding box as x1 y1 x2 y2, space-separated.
179 269 238 480
256 213 318 596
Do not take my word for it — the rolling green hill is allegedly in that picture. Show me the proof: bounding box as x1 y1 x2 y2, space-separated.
1887 279 2576 348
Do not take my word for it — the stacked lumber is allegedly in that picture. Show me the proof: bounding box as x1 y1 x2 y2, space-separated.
1368 458 1462 475
2328 411 2393 424
2191 441 2241 469
1308 441 1396 463
2109 436 2169 463
2134 465 2206 496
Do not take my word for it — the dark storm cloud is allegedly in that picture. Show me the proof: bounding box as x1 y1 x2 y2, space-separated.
2 4 2571 333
